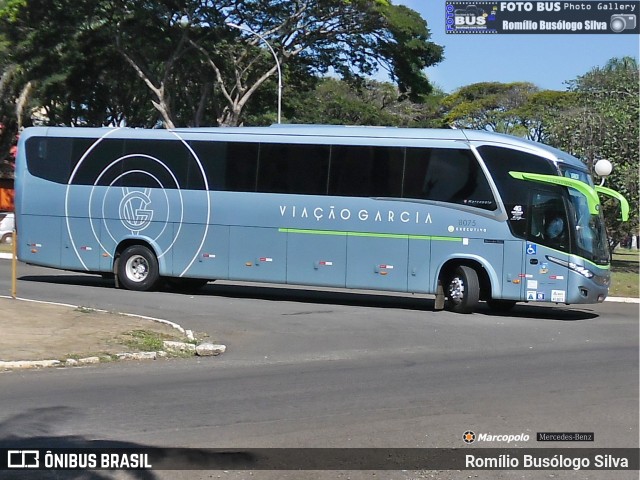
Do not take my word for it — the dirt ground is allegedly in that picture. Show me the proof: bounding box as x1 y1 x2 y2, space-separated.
0 297 189 363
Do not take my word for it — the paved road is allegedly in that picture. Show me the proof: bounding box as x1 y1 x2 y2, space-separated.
0 262 638 479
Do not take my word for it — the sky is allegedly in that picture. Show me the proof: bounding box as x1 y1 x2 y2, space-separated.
392 0 640 93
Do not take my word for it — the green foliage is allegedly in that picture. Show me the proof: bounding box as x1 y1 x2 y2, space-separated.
546 57 639 250
440 81 539 136
511 90 575 142
0 0 443 128
0 0 156 127
372 3 444 101
0 0 26 22
288 77 445 127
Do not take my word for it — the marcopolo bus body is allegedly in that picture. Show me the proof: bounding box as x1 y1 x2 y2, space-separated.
14 125 628 313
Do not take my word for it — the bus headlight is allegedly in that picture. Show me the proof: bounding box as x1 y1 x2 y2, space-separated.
547 255 594 279
569 262 594 279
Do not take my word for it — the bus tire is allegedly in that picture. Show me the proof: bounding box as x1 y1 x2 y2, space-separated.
117 245 160 292
445 265 480 314
1 233 12 244
486 299 517 312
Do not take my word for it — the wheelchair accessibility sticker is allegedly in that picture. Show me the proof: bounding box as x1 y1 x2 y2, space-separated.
526 243 537 255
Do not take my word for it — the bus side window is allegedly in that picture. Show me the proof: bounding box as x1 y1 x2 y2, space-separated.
25 137 74 184
258 144 330 195
404 147 495 210
328 146 403 198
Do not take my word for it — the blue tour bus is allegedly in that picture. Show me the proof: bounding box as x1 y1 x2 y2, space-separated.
14 125 629 313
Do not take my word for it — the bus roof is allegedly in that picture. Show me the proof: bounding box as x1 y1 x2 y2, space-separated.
22 124 587 169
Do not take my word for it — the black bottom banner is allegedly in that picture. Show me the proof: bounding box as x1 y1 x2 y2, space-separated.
2 448 638 471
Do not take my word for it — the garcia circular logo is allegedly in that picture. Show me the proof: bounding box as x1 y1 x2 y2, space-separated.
463 431 476 444
119 188 154 233
64 129 210 276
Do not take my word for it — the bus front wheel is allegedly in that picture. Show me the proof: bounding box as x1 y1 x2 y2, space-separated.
117 245 160 291
445 265 480 314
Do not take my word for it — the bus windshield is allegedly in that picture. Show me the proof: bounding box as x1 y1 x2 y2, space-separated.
561 166 610 265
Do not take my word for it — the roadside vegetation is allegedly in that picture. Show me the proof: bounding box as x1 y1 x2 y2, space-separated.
610 249 640 298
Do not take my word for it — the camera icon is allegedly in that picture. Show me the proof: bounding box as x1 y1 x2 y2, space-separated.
610 14 636 33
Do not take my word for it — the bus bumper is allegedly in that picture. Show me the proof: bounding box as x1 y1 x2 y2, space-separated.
566 269 610 304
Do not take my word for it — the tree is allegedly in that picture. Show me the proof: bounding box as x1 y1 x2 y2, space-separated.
440 81 540 138
0 0 157 128
1 0 444 128
171 0 443 126
547 57 639 251
511 90 574 142
0 6 21 171
287 77 445 127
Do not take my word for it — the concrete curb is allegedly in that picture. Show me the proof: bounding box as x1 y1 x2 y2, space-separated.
605 296 640 304
0 296 226 370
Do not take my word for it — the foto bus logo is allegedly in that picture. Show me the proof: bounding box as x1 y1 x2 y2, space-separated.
455 4 488 27
447 3 498 31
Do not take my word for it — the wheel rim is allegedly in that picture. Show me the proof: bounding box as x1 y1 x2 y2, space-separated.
448 276 465 303
125 254 149 283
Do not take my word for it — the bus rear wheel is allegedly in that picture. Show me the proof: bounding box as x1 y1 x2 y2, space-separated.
117 245 160 291
445 265 480 314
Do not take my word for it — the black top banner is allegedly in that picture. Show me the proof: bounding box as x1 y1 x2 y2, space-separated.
446 1 640 33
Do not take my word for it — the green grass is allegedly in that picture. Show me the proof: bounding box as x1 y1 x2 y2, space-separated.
121 329 167 352
0 243 12 254
610 249 639 298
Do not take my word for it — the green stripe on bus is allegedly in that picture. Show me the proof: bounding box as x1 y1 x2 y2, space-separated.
279 228 462 242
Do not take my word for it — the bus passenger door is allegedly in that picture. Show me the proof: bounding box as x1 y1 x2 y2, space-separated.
502 240 524 301
524 242 569 304
408 237 431 293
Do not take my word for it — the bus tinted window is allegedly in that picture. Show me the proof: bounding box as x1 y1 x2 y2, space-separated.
478 146 557 236
225 142 259 192
62 138 124 186
329 145 403 198
258 144 330 195
25 137 73 184
404 148 496 210
116 139 190 189
191 141 259 192
477 146 557 199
